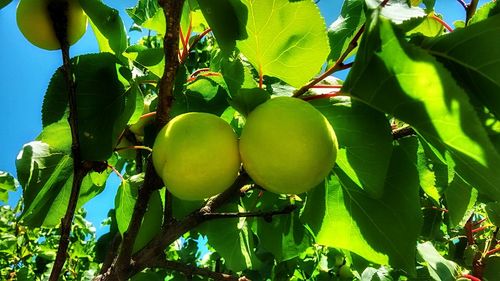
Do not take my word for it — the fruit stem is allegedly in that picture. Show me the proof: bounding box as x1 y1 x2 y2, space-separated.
430 14 454 33
115 145 153 153
107 164 125 183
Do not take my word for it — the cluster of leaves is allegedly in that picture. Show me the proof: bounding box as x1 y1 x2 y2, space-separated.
2 0 500 280
0 199 98 280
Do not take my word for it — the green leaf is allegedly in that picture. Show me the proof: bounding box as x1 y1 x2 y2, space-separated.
16 141 104 227
406 13 444 37
483 256 500 281
37 119 72 154
416 139 449 203
237 0 330 87
221 58 259 98
310 97 393 198
115 174 163 253
377 1 426 24
197 0 248 56
327 0 365 65
419 14 500 119
42 53 136 161
0 172 17 203
301 138 422 274
198 202 261 272
229 88 270 117
485 202 500 226
469 1 500 25
126 0 161 27
171 76 230 117
344 16 500 202
417 242 460 281
80 0 128 54
445 177 477 227
0 0 12 10
124 45 165 78
248 192 310 262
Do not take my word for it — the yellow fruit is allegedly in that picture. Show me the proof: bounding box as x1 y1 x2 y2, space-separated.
239 97 338 195
152 112 241 200
16 0 88 50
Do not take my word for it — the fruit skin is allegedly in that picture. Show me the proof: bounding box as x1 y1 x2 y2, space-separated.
152 112 241 201
239 97 338 195
16 0 88 50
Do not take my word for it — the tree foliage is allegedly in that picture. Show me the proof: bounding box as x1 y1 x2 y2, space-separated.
2 0 500 280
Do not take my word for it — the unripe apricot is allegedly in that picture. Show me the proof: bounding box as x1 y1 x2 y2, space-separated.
16 0 88 50
239 97 338 195
152 112 241 200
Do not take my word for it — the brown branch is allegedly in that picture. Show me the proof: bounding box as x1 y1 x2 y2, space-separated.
125 173 251 279
156 0 185 126
99 233 122 275
47 1 90 280
392 126 416 140
149 260 240 281
466 0 479 24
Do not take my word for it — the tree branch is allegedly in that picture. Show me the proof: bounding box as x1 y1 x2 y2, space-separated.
203 205 297 221
47 1 90 280
466 0 479 24
149 260 240 281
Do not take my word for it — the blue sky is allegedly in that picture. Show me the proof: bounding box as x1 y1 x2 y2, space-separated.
0 0 484 237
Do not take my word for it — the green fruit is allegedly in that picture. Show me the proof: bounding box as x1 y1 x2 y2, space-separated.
133 190 163 253
16 0 88 50
152 112 241 200
338 264 354 280
239 97 338 195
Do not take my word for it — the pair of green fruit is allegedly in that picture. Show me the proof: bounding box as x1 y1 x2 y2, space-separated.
16 0 88 50
152 97 339 201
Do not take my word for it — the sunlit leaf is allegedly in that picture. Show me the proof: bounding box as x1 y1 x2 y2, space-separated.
237 0 330 87
417 242 460 280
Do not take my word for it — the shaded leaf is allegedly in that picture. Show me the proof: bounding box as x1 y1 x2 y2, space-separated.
16 141 104 227
344 16 500 201
310 96 393 198
42 53 136 161
0 172 17 203
197 0 248 56
420 14 500 119
445 177 477 227
485 202 500 226
417 242 460 281
80 0 128 54
301 138 422 274
327 0 365 65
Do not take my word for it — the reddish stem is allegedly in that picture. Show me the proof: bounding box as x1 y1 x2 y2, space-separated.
302 92 346 102
462 274 481 281
309 85 343 89
472 226 489 233
430 14 454 33
473 217 487 226
486 247 500 256
107 164 125 183
115 146 153 153
187 72 221 83
139 111 157 120
179 28 187 60
190 68 211 78
189 28 212 52
465 216 475 245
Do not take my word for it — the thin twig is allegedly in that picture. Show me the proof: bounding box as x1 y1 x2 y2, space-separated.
150 260 240 281
456 0 468 10
293 0 389 97
392 126 416 140
203 205 297 220
47 1 90 280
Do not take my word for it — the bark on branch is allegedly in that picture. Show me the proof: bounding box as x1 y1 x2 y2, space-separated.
148 260 240 281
